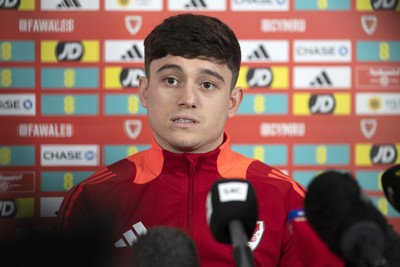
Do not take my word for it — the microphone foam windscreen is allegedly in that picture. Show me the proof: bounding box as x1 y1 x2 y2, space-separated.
381 164 400 213
206 179 258 244
304 170 388 257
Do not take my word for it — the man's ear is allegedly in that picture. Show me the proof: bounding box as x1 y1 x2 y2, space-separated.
138 76 149 108
228 87 243 118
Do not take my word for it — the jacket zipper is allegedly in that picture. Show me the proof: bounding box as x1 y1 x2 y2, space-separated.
187 161 196 234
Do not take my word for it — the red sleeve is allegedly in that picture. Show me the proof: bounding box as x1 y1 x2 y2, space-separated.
289 209 344 267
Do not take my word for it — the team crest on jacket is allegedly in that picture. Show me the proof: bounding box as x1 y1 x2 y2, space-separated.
248 220 265 251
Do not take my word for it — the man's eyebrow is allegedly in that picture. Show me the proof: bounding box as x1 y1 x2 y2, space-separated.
156 64 225 83
156 64 183 73
200 68 225 83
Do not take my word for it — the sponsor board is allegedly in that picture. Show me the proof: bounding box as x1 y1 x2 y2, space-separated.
40 197 63 217
0 94 35 116
356 93 400 115
293 66 351 89
240 40 289 63
105 0 162 11
41 0 100 10
168 0 226 11
40 145 99 166
293 40 351 62
232 0 288 11
104 40 144 62
0 172 35 193
0 198 34 219
356 66 400 89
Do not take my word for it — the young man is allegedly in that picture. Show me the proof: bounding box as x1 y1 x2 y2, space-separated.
57 14 343 267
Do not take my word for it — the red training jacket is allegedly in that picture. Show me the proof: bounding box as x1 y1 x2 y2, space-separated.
57 132 343 267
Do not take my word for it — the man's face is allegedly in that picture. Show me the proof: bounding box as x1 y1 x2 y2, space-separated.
139 55 242 153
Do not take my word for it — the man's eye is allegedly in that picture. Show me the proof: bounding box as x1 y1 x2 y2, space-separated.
203 82 215 90
166 78 177 85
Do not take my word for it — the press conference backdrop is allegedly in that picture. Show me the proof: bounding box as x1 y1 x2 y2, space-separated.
0 0 400 242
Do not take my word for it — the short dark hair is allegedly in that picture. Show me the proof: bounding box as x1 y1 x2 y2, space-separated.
144 13 241 89
130 226 200 267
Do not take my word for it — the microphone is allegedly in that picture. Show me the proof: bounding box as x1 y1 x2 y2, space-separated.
381 164 400 213
206 179 257 267
304 170 400 267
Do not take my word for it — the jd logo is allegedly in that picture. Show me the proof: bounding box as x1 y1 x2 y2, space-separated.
247 68 273 87
0 199 17 217
120 68 145 88
56 42 84 61
370 145 397 164
0 0 20 8
309 94 335 114
371 0 398 10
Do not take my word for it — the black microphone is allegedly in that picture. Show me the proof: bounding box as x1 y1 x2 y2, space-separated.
304 170 400 267
381 164 400 213
206 179 257 267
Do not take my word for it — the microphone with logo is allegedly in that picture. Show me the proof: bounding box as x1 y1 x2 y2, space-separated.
304 170 400 267
206 179 258 267
381 164 400 213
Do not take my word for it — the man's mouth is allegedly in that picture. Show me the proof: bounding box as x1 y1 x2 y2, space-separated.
173 118 196 123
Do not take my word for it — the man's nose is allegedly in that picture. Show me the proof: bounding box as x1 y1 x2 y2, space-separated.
178 84 197 108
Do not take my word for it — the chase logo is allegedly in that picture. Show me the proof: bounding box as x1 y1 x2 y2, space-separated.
294 40 351 62
41 40 99 62
236 66 288 89
355 144 400 165
0 94 35 116
0 198 34 218
0 0 35 10
240 40 289 63
40 145 99 166
356 0 400 10
104 67 144 89
168 0 226 11
232 0 288 11
293 93 351 115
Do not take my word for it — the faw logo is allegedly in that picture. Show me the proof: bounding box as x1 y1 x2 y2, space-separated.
125 15 142 35
360 119 377 140
124 120 142 140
